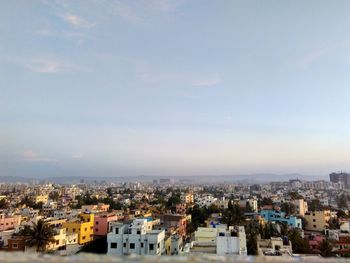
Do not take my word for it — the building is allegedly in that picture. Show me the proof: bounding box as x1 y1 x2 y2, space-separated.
259 210 302 229
216 226 247 255
81 203 109 214
6 236 30 252
94 213 121 236
330 172 350 186
161 214 187 238
165 234 183 255
293 199 308 216
257 236 292 257
0 214 21 231
107 218 165 255
181 193 194 204
63 213 94 245
42 201 58 217
46 227 67 251
33 195 48 204
304 210 331 232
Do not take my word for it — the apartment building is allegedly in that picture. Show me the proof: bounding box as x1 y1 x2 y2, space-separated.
63 213 94 245
107 218 165 255
304 210 331 232
0 213 21 231
94 213 121 236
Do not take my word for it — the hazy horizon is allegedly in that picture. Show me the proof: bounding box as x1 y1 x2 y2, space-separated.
2 1 350 178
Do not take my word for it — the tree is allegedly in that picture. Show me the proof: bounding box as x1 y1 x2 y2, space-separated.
318 239 333 257
19 219 56 252
337 194 348 209
288 228 310 254
281 202 296 216
245 201 253 213
309 199 323 211
49 191 59 201
328 217 340 230
245 221 260 255
289 192 303 200
222 203 245 228
0 198 8 209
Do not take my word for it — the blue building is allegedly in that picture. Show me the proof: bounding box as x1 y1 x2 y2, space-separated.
260 210 302 229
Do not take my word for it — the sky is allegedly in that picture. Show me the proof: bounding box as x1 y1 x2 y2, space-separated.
2 0 350 178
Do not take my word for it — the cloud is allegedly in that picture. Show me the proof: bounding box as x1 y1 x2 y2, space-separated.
24 59 68 73
110 1 142 24
61 13 95 28
138 64 222 87
72 154 84 159
20 150 58 163
5 57 81 73
192 75 222 87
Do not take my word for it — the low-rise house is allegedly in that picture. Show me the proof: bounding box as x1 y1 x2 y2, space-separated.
257 236 292 257
260 210 302 229
0 213 21 231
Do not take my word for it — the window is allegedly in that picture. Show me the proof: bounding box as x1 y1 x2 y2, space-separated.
137 230 141 235
95 228 98 232
141 242 144 248
96 221 99 225
73 228 76 232
130 243 135 249
149 244 154 250
85 228 87 231
12 243 18 248
115 228 119 234
111 243 117 249
313 219 316 222
82 236 86 240
313 225 316 228
123 243 126 248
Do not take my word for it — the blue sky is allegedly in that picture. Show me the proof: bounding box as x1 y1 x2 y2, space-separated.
2 0 350 178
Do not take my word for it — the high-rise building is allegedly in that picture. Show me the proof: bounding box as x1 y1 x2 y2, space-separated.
330 172 350 186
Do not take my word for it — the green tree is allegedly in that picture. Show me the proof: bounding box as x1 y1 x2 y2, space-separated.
309 199 323 211
337 194 348 209
288 228 310 254
0 198 8 209
19 220 56 252
245 221 260 255
281 202 296 216
49 191 59 201
318 239 333 257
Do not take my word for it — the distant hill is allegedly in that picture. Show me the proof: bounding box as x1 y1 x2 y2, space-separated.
0 173 327 184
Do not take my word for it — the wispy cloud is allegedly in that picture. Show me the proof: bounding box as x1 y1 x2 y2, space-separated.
5 57 81 74
110 1 143 24
72 154 84 159
20 150 58 163
192 75 222 87
138 64 222 87
61 13 95 28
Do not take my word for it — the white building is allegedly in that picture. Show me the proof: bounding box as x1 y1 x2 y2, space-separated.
107 218 165 256
196 195 217 208
216 226 247 255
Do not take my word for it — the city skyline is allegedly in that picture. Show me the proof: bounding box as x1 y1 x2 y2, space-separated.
2 1 350 177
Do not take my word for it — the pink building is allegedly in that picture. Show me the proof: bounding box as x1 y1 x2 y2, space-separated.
94 213 121 236
0 214 21 231
308 233 325 252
